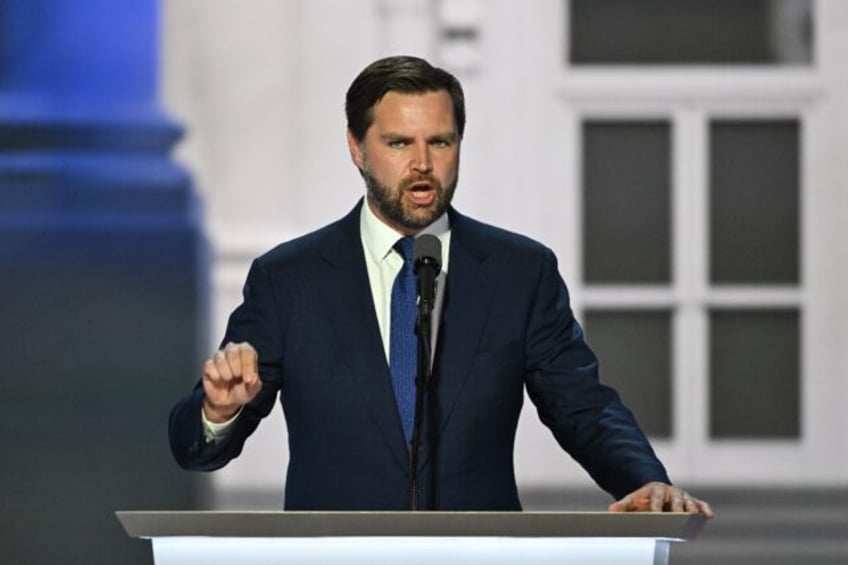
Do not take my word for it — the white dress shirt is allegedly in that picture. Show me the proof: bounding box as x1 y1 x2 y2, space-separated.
359 200 451 361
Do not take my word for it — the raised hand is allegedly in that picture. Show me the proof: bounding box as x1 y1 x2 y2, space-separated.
201 341 262 423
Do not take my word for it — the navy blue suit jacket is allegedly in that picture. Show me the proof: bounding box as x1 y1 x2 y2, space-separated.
169 201 669 510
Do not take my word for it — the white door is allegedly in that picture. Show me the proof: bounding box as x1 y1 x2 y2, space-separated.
449 0 848 487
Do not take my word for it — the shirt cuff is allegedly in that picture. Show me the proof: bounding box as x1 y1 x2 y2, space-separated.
201 405 243 443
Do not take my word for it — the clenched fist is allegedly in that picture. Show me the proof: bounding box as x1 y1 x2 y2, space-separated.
201 342 262 423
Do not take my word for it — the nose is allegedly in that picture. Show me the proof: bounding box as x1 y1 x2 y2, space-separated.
411 143 433 174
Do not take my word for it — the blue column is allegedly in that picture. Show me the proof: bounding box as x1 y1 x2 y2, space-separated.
0 1 206 562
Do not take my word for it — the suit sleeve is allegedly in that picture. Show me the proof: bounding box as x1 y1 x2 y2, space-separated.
168 259 286 471
523 248 671 500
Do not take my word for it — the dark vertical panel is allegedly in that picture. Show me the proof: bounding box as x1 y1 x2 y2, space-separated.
584 310 673 438
709 310 800 439
1 227 208 563
710 120 800 284
583 121 672 284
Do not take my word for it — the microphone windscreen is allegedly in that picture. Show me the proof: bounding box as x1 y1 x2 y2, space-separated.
414 234 442 272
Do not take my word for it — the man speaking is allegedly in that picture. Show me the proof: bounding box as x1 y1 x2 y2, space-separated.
169 55 712 517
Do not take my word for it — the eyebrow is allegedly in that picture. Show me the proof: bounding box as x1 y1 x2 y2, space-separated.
379 132 458 142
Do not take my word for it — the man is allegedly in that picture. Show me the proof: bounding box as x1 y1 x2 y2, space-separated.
169 56 713 517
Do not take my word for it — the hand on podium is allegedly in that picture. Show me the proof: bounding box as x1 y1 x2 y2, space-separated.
201 341 262 423
609 482 714 519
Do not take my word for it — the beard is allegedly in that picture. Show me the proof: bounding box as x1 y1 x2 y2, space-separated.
362 167 457 233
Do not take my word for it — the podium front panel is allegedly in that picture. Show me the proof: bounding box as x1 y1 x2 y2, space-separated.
151 536 667 565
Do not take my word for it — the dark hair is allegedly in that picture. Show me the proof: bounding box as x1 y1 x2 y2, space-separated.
345 55 466 142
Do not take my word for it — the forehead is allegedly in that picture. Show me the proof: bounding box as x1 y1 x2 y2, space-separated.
369 90 456 134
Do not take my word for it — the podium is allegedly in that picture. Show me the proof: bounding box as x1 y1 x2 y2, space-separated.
117 511 703 565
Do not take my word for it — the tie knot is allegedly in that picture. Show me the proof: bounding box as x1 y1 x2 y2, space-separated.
394 236 415 263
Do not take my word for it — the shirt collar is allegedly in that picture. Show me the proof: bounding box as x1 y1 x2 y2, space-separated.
360 198 450 264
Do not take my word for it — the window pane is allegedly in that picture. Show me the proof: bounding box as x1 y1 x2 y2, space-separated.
584 310 672 438
710 120 800 284
583 121 671 284
709 309 800 439
569 0 813 65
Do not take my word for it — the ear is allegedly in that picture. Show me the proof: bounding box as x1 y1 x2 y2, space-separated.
346 129 365 169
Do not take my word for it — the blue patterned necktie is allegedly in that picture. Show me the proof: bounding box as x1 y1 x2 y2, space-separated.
390 236 417 444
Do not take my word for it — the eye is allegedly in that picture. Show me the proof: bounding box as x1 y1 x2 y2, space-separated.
387 139 408 149
430 136 454 148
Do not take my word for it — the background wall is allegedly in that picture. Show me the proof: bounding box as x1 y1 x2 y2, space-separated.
162 0 848 502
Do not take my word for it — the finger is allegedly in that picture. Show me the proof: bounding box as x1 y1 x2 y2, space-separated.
696 500 715 519
681 493 701 514
245 376 263 398
670 488 685 512
608 496 630 513
649 484 665 512
202 359 232 409
202 359 220 384
239 343 259 385
213 350 233 381
224 342 243 377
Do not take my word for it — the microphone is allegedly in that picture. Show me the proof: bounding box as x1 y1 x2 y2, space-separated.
413 234 442 316
410 233 441 511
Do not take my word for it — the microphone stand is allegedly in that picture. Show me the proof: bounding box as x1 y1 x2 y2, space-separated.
409 292 434 511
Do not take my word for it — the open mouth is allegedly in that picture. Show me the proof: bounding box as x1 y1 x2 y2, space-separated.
406 180 436 205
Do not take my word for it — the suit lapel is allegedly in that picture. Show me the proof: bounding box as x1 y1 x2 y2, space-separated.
419 210 496 470
317 202 410 473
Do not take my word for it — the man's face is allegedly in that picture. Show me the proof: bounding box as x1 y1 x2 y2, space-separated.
347 90 460 235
